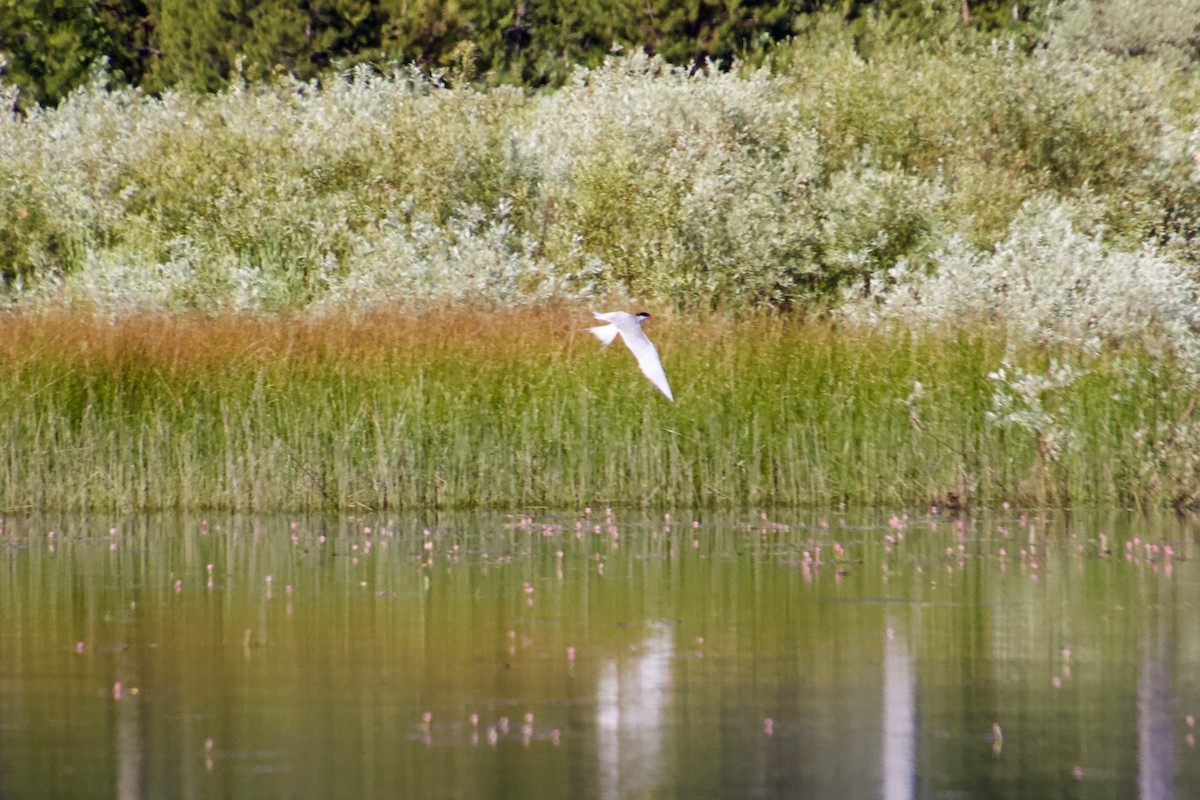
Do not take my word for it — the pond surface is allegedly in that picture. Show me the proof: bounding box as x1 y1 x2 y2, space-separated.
2 508 1199 799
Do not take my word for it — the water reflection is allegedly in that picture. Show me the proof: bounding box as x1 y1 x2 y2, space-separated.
882 616 915 800
2 509 1200 799
1139 613 1174 800
114 615 142 800
596 622 674 800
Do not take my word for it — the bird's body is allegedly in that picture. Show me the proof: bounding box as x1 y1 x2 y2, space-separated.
587 311 674 402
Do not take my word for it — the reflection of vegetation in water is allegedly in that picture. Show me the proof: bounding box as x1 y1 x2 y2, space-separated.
1 509 1198 798
1 310 1196 510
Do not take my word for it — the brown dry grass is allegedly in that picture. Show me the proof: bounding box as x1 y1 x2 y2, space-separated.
0 306 1188 511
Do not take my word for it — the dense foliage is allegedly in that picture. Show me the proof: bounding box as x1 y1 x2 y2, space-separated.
0 0 1046 107
3 1 1200 510
1 6 1197 318
2 310 1195 511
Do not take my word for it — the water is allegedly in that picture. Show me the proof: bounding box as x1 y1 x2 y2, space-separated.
2 508 1199 799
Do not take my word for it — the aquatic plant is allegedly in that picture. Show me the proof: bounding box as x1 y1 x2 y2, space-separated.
0 309 1195 511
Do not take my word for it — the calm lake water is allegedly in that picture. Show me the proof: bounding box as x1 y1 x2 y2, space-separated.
2 508 1199 799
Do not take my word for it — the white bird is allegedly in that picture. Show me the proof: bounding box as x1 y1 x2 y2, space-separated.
587 311 674 402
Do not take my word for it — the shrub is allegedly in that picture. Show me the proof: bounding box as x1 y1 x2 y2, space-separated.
1 19 1198 316
1047 0 1200 61
527 54 824 307
845 198 1200 369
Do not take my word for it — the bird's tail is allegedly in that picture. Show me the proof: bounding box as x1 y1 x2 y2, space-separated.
587 324 619 349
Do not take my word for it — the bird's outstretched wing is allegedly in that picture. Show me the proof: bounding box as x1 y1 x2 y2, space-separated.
590 311 673 402
587 316 621 348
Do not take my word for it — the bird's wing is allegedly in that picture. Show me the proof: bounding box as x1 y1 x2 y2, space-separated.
614 322 674 402
587 311 628 349
587 323 620 348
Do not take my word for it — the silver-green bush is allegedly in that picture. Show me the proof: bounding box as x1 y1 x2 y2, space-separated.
1 16 1198 323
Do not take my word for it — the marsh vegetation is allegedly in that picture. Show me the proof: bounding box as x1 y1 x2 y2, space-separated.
2 6 1200 511
0 309 1195 511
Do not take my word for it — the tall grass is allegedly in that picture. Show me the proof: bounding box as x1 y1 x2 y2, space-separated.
2 13 1199 511
1 308 1194 512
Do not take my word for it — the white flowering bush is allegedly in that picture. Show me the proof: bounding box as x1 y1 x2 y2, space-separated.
1 17 1198 317
521 54 824 306
818 165 952 295
317 199 562 307
845 198 1200 366
986 359 1087 463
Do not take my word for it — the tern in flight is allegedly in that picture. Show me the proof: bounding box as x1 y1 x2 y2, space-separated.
587 311 674 402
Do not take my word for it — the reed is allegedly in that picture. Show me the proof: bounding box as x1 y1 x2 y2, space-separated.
0 308 1192 512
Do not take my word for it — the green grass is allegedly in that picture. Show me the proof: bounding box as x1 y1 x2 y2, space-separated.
1 308 1194 512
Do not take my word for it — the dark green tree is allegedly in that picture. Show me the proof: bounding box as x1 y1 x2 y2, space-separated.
1 0 1052 106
